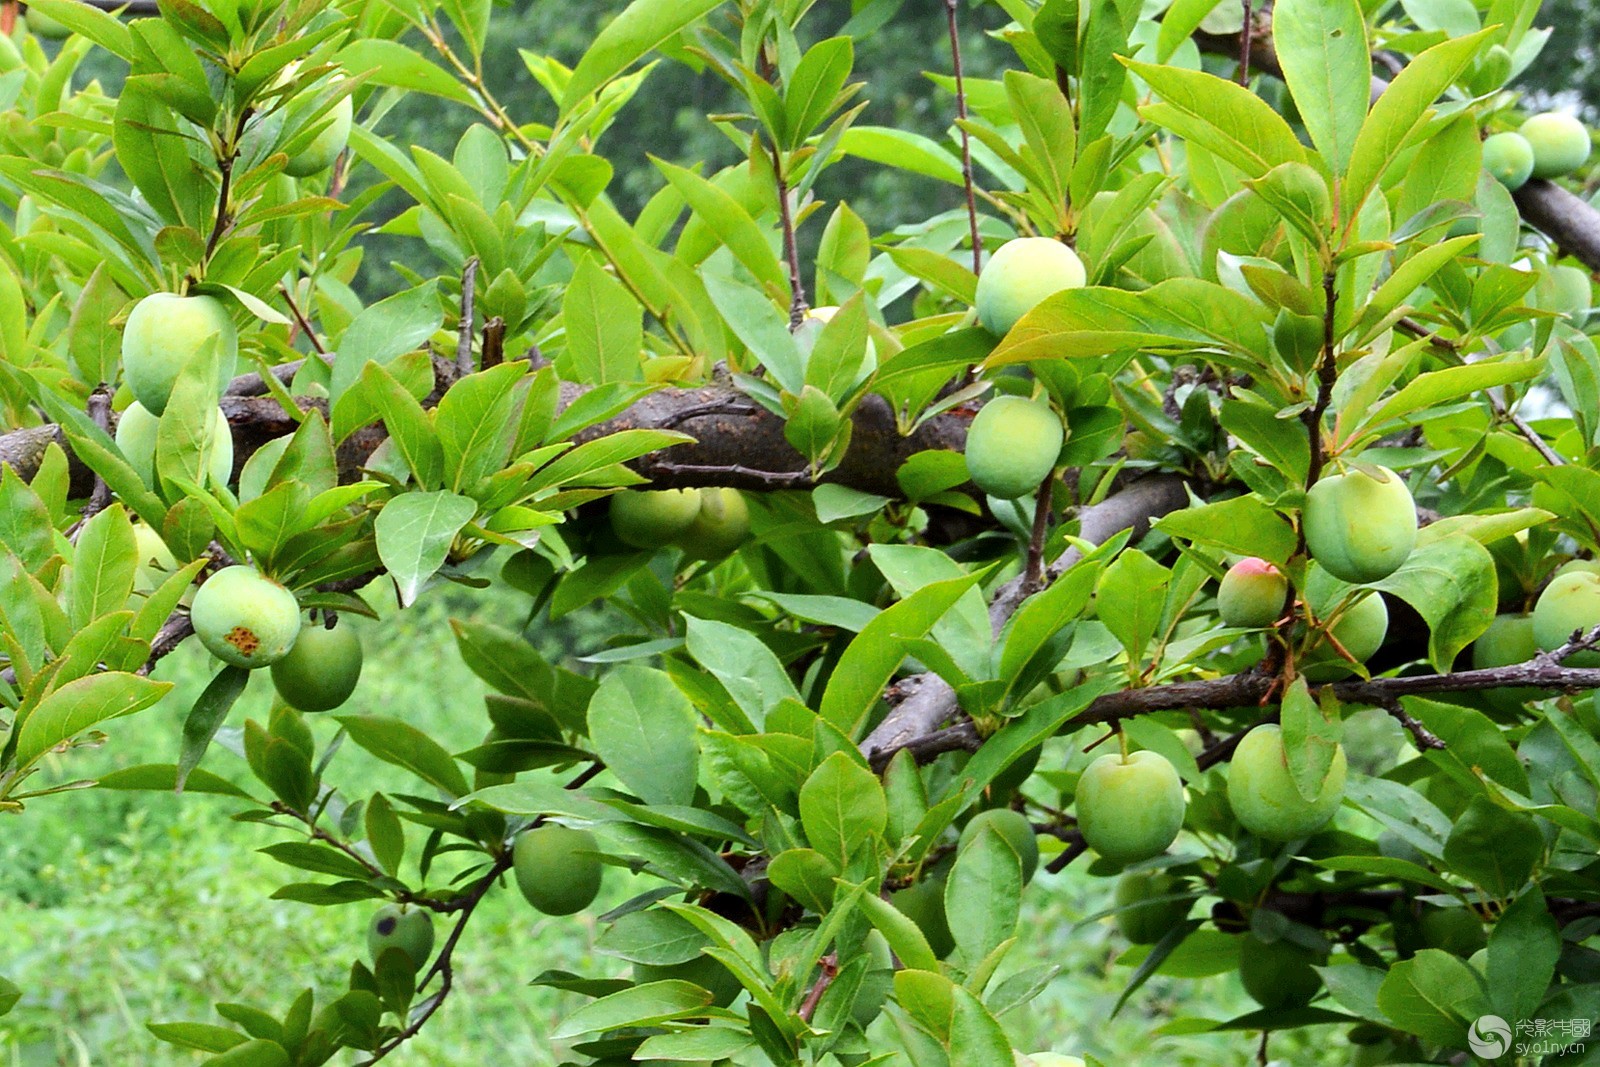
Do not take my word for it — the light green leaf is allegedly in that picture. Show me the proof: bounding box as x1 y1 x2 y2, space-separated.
373 491 478 606
561 0 725 111
586 665 699 806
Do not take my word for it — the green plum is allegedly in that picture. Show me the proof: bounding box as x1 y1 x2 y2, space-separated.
1483 131 1535 190
1534 263 1592 328
964 394 1064 500
678 487 749 560
1533 570 1600 666
131 523 178 594
367 904 434 969
975 237 1086 336
189 565 301 668
1521 112 1591 179
1227 723 1347 840
285 89 354 178
1418 905 1486 957
958 808 1039 881
1218 557 1288 628
609 489 702 549
1302 589 1389 680
1471 613 1545 714
1075 749 1186 864
270 619 363 711
115 402 233 489
1303 465 1417 584
512 824 602 915
1239 934 1323 1008
1113 870 1189 944
121 293 237 415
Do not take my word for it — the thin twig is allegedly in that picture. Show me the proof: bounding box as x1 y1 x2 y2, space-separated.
945 0 982 275
1377 696 1446 751
1022 469 1055 594
278 283 329 356
798 954 838 1023
1302 271 1338 486
657 400 759 430
455 257 479 375
80 386 112 524
1239 0 1254 86
646 462 814 490
772 142 809 329
481 317 505 369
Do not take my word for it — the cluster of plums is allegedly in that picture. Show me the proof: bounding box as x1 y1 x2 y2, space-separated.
1484 111 1592 190
607 486 750 559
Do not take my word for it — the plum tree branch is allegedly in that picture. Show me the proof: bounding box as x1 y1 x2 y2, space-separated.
944 0 982 275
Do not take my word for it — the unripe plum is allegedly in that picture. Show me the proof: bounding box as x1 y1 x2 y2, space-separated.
1533 570 1600 666
1303 466 1417 584
512 824 602 915
121 293 237 415
1075 749 1186 864
1239 934 1323 1008
1113 870 1189 944
678 487 750 560
1521 112 1591 180
1534 264 1592 328
190 565 301 668
285 90 354 178
964 395 1064 500
115 402 233 489
367 904 434 969
1471 613 1545 714
1218 557 1288 628
609 489 702 549
1483 131 1535 190
634 953 741 1007
957 808 1039 881
1418 905 1486 957
271 619 363 711
975 237 1086 336
1227 723 1347 840
1302 590 1389 681
131 522 178 593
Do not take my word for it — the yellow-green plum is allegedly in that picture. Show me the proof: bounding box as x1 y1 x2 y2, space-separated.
635 954 741 1008
1521 112 1591 179
131 523 178 593
1533 569 1600 666
1218 557 1288 628
975 237 1086 336
1302 589 1389 681
118 404 237 489
367 904 434 969
889 863 954 958
1534 263 1593 328
1304 466 1417 584
1239 934 1323 1008
678 487 749 560
190 565 301 668
1418 906 1486 957
1483 131 1535 190
1075 750 1186 864
609 489 702 549
270 619 363 711
121 293 237 415
512 824 602 915
964 395 1064 500
1227 723 1347 840
1114 870 1188 944
958 808 1039 881
1471 613 1545 714
285 88 354 178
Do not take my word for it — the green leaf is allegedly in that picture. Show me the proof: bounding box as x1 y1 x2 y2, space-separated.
561 256 643 385
373 491 478 606
176 666 251 793
98 763 250 798
586 665 699 806
858 892 939 974
365 793 406 877
0 975 20 1018
69 266 124 386
16 672 170 771
1156 495 1297 567
435 362 526 493
836 126 964 185
949 986 1014 1064
329 282 443 404
1126 60 1306 179
1371 533 1496 672
560 0 725 111
1442 795 1541 900
71 503 137 631
1271 0 1369 173
945 823 1023 963
1488 887 1559 1024
682 616 799 731
334 714 472 798
656 158 786 296
784 37 854 149
798 751 886 867
1280 678 1343 803
338 39 475 105
766 848 839 914
1375 950 1480 1049
197 1038 290 1067
1095 549 1170 666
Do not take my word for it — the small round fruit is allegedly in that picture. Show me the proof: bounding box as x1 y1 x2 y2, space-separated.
367 904 434 969
609 489 702 549
1218 557 1288 628
889 864 954 958
1535 264 1593 328
635 953 741 1007
1227 724 1348 841
1521 112 1591 180
1303 466 1417 584
1239 935 1323 1009
964 395 1064 500
189 565 301 668
1471 613 1545 714
975 237 1087 336
1302 590 1389 680
1418 906 1486 957
958 808 1039 881
270 619 363 712
121 404 234 489
1075 750 1186 864
131 523 178 592
1114 870 1188 944
285 90 354 178
121 293 237 415
1483 131 1535 191
678 487 749 560
512 824 602 916
1533 570 1600 666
